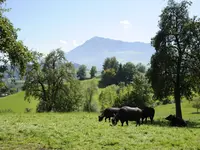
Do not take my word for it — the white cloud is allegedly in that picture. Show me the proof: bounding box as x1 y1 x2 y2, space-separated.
60 40 67 44
120 20 132 29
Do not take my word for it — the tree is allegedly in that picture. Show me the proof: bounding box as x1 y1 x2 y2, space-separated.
90 66 97 78
100 68 116 87
123 62 136 85
116 63 124 84
100 57 119 86
130 73 153 108
192 97 200 113
83 79 98 112
24 48 83 112
103 57 119 71
77 65 87 80
136 63 146 73
99 85 118 110
0 1 32 88
147 0 200 118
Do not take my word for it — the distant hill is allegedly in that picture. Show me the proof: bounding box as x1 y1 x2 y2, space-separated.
65 36 155 70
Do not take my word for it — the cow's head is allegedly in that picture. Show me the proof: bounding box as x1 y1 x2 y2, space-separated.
98 115 104 122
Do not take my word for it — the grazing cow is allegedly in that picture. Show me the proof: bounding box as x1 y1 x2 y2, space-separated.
98 107 120 122
141 107 155 124
165 114 187 127
112 106 142 126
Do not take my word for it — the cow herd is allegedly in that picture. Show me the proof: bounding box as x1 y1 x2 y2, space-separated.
98 106 187 127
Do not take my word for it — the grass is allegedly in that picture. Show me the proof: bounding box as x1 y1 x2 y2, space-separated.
0 112 199 150
0 82 200 149
0 91 38 113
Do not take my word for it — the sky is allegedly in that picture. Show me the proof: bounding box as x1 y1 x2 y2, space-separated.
3 0 200 54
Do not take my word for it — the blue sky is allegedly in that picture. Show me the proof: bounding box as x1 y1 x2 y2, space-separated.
3 0 200 54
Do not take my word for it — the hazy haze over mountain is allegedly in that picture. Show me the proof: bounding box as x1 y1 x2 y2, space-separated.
65 36 155 70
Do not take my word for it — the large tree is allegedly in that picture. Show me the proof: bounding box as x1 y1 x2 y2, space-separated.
100 57 119 86
122 62 136 85
0 0 32 84
24 49 83 112
147 0 200 118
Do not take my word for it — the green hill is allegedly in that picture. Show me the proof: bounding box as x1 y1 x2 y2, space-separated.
0 91 38 113
0 87 199 122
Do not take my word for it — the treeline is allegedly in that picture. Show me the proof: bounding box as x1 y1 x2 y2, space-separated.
22 49 152 112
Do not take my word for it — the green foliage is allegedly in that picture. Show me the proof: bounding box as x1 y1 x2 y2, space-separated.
136 63 146 73
130 73 153 107
103 57 119 71
90 66 97 78
147 0 200 118
77 65 87 80
114 84 133 107
101 57 140 87
192 97 200 113
99 85 118 110
100 68 116 87
122 62 136 85
24 49 83 112
114 73 153 108
0 1 33 82
100 57 119 86
83 79 99 112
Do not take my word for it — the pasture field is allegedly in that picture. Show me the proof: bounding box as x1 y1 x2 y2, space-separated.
0 91 38 113
0 103 200 150
0 86 200 149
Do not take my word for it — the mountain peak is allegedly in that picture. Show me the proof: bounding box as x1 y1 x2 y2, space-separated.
65 37 155 70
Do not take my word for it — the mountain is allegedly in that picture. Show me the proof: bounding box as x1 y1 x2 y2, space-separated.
65 36 155 70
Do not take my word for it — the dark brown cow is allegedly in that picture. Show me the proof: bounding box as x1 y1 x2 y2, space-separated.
141 107 155 124
98 107 120 122
112 106 142 126
165 114 187 127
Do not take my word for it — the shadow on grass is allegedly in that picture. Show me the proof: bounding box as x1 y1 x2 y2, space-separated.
144 119 200 129
191 112 200 114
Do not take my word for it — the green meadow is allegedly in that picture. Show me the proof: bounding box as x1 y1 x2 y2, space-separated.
0 91 38 113
0 91 200 150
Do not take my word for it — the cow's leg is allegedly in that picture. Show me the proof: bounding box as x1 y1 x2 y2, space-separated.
126 120 128 126
109 117 111 122
136 120 140 127
150 116 153 124
120 120 124 126
141 118 144 124
105 117 107 122
145 117 147 123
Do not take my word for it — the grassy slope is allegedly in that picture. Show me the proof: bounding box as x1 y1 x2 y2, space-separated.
0 80 200 149
0 112 199 150
0 91 38 113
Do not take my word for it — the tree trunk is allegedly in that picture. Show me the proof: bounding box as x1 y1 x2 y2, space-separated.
174 87 182 119
174 55 182 119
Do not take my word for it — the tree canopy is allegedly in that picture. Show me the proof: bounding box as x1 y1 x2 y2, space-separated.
0 0 32 83
24 49 82 112
77 65 87 80
147 0 200 118
90 66 97 78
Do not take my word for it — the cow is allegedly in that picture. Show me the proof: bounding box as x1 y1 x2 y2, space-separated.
165 114 187 127
98 107 120 122
111 106 142 126
141 107 155 124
